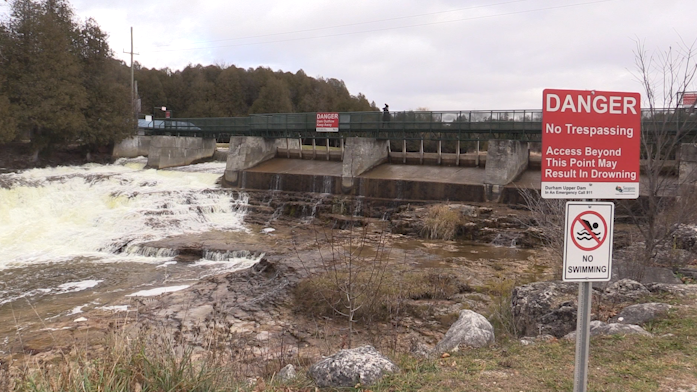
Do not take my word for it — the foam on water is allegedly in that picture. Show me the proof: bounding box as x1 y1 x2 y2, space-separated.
0 279 104 306
0 161 247 270
126 285 191 297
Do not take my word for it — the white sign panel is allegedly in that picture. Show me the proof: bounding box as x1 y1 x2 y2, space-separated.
563 201 614 282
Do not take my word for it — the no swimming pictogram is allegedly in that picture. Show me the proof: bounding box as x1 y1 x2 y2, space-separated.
563 201 614 283
570 210 608 251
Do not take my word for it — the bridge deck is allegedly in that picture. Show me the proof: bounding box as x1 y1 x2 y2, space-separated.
141 109 697 144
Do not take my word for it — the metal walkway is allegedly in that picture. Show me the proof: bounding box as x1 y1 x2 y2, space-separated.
139 109 696 143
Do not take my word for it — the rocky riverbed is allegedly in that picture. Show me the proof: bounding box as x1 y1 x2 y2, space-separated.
3 185 697 384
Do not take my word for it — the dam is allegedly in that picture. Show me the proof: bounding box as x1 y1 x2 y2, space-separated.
112 109 697 202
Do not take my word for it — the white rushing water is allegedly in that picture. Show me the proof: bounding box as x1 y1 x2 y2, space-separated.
0 158 248 270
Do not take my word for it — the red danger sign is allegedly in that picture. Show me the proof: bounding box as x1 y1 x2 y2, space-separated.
541 89 641 199
316 112 339 132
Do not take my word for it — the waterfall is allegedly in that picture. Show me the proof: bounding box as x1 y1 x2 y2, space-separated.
490 233 522 248
322 175 333 194
272 174 281 191
121 245 178 258
0 160 248 270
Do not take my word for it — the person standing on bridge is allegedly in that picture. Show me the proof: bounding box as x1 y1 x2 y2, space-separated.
382 103 390 128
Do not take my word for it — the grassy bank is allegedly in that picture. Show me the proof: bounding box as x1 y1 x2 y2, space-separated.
3 291 695 392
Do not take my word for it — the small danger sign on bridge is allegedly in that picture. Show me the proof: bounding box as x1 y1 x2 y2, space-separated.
563 201 614 282
316 112 339 132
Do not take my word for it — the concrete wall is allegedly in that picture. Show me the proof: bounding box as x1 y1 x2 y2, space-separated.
483 140 529 201
680 143 697 185
341 137 388 192
224 136 297 186
147 136 217 169
112 136 151 158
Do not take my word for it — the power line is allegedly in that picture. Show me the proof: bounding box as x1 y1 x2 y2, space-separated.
154 0 535 47
150 0 617 54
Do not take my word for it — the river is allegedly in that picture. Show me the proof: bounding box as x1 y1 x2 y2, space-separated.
0 158 257 348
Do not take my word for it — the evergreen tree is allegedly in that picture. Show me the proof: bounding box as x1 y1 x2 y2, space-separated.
3 0 88 153
215 66 248 116
249 78 294 114
0 25 18 143
77 18 133 148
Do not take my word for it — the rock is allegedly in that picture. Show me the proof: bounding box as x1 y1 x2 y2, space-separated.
671 224 697 251
587 321 652 338
276 364 297 382
603 279 650 300
676 268 697 281
511 281 579 338
646 283 697 296
409 341 432 358
537 301 577 338
433 310 495 353
135 257 301 346
609 303 671 325
564 320 652 341
308 345 398 388
520 334 555 346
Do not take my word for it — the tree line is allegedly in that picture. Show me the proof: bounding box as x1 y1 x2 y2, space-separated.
0 0 377 155
137 64 377 119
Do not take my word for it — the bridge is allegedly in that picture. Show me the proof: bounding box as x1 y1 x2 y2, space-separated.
137 109 696 143
115 109 697 203
138 110 543 141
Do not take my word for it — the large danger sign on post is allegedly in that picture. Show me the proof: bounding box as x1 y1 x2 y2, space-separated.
541 89 641 199
563 202 614 282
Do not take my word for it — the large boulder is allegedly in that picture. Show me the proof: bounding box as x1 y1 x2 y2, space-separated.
603 279 650 300
434 310 495 353
646 283 697 296
609 303 671 325
511 281 580 338
564 320 651 341
308 345 398 388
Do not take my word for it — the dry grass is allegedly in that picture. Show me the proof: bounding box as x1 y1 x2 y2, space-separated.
293 269 466 324
4 289 696 392
3 324 251 392
421 204 463 240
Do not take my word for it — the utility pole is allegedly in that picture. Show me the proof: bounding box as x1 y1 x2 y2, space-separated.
124 27 139 126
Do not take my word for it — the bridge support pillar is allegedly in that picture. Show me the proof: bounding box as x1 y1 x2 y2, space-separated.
484 140 529 202
341 137 389 193
680 143 697 188
224 136 298 186
147 136 217 169
112 136 151 158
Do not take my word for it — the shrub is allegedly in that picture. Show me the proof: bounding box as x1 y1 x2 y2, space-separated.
421 204 462 240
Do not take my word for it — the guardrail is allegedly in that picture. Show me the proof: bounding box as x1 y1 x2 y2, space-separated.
140 109 697 143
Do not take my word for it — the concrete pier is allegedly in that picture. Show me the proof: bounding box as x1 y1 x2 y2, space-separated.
224 136 300 186
112 136 151 158
483 140 529 201
680 143 697 186
147 136 217 169
341 137 388 193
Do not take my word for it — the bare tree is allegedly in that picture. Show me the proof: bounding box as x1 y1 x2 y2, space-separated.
297 221 392 349
517 188 566 277
630 38 697 272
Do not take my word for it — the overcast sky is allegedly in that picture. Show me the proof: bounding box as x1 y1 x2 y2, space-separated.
40 0 697 110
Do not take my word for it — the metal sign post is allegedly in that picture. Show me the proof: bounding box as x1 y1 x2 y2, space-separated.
563 201 614 392
574 280 592 392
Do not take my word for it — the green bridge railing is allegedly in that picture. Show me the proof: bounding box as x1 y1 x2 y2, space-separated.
140 109 697 144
